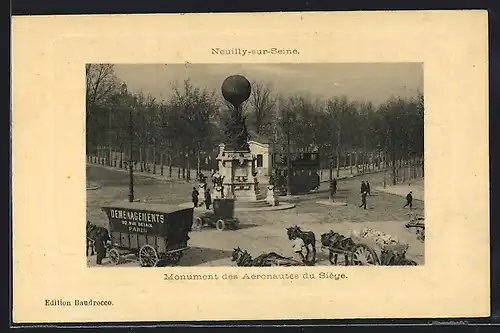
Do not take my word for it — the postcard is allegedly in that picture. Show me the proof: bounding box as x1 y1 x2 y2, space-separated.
11 11 489 323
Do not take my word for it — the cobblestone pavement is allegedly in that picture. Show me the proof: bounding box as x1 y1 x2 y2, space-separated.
86 165 424 267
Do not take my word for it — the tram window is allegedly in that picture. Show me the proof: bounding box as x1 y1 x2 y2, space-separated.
257 154 263 167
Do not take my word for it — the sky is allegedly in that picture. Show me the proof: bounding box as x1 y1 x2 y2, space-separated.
114 63 423 106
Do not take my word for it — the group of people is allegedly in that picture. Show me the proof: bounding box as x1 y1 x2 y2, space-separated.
357 180 413 210
192 186 212 210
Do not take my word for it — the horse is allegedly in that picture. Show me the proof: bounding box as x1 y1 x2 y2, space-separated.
231 247 308 266
286 226 317 263
86 221 110 256
252 252 303 266
320 230 357 265
231 247 255 267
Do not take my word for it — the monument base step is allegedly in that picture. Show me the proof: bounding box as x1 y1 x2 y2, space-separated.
233 199 273 209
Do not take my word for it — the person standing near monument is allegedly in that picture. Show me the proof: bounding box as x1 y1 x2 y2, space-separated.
192 187 199 208
204 187 212 210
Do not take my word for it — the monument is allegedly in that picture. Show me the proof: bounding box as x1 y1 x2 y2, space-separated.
180 75 295 212
215 75 265 203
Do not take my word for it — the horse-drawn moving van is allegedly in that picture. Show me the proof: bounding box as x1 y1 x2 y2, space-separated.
101 202 194 267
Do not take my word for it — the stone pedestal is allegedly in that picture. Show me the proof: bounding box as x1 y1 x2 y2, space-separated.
216 149 263 202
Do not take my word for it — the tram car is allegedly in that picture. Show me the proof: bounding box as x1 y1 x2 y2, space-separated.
272 149 320 195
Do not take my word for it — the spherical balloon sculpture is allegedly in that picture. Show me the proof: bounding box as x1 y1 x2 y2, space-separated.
221 75 252 151
221 75 252 107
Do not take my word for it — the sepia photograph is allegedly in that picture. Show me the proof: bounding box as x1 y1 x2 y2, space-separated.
86 63 425 268
13 11 489 323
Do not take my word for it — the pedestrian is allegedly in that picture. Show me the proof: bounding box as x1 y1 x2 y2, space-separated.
211 170 216 187
360 181 367 194
366 181 371 196
94 233 106 265
292 235 306 262
192 186 199 208
403 191 413 209
205 187 212 210
359 191 367 209
332 178 337 195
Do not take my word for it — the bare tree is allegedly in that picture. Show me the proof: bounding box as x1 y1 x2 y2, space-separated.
86 64 120 109
247 81 277 136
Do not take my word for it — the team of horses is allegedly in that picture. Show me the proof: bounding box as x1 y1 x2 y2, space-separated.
232 225 418 267
231 225 318 267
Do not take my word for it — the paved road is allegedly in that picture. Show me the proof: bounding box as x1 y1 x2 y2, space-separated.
87 165 424 267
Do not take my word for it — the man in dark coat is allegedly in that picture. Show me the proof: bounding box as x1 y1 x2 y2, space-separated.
94 234 107 265
192 187 199 207
403 191 413 209
360 181 367 194
366 181 371 196
205 187 212 210
332 178 337 195
359 191 367 210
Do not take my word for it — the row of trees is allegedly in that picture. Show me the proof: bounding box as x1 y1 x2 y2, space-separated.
86 64 424 185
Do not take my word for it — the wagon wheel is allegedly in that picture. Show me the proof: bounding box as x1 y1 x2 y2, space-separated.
108 248 120 265
165 251 184 266
139 244 159 267
192 217 203 230
215 219 225 231
351 244 379 266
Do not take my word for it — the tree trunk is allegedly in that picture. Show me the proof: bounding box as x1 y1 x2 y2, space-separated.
138 148 141 171
169 153 173 178
402 158 407 182
186 152 191 182
181 151 186 179
160 152 164 176
355 150 359 174
197 151 201 180
362 151 366 173
421 156 424 177
383 150 388 188
152 146 157 174
391 150 397 186
349 151 353 174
